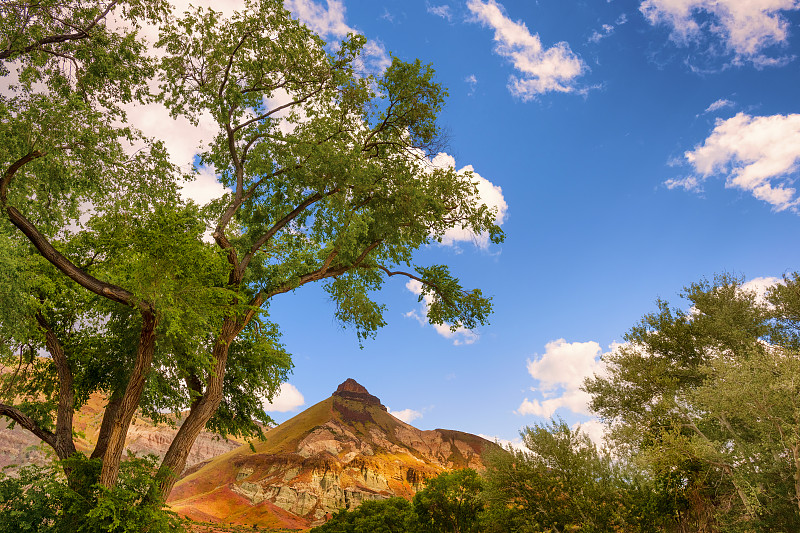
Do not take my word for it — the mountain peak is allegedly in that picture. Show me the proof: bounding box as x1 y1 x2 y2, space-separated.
335 378 370 395
332 378 385 409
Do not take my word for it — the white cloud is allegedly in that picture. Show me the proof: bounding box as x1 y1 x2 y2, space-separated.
466 0 585 99
405 279 480 345
262 383 306 412
704 98 734 113
671 113 800 211
427 4 453 21
573 420 607 449
516 339 611 418
428 153 508 249
589 24 616 44
478 434 526 452
388 407 423 424
284 0 353 38
285 0 390 73
465 74 478 95
640 0 800 65
742 276 782 305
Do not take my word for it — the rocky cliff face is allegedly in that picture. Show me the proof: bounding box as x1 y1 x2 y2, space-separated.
168 380 500 529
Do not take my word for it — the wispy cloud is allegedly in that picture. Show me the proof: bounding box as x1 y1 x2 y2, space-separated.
640 0 800 66
427 3 453 21
667 113 800 212
466 0 585 99
704 98 735 114
465 74 478 95
589 24 616 44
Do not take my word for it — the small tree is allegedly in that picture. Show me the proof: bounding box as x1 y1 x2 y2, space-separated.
414 469 485 533
482 419 626 533
585 273 800 531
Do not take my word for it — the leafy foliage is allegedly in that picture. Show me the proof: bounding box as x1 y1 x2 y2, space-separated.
413 468 485 533
482 420 628 533
311 497 422 533
0 455 183 533
585 273 800 531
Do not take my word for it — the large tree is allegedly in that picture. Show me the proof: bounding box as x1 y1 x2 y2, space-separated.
585 274 800 531
0 0 502 513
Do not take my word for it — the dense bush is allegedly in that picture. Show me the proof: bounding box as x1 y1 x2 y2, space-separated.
311 497 421 533
0 454 184 533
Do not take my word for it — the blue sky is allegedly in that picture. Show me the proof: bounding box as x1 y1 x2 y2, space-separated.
129 0 800 446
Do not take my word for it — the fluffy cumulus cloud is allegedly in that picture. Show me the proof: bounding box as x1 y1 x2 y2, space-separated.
742 276 782 305
388 407 423 424
640 0 800 65
516 339 612 418
405 279 480 345
427 153 508 249
262 383 306 412
666 113 800 212
466 0 585 99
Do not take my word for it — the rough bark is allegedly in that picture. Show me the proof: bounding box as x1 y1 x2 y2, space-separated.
156 316 239 499
90 390 122 460
36 313 77 460
98 310 158 487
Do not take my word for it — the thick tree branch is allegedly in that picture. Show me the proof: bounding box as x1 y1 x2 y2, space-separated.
6 205 146 310
238 190 329 273
0 403 56 449
1 151 45 202
98 309 158 487
90 390 121 460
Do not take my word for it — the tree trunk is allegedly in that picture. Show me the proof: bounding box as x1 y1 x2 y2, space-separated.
156 317 239 500
98 311 158 487
90 390 122 460
36 313 77 462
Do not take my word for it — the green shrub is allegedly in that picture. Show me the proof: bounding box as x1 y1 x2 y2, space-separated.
0 454 184 533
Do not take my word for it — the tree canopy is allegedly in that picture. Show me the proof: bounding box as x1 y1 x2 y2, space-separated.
586 273 800 531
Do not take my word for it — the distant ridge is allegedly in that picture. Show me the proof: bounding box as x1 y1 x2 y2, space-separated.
168 379 500 528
